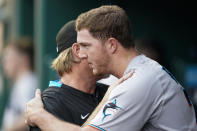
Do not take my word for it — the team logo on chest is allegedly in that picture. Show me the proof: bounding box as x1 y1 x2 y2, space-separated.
102 99 123 121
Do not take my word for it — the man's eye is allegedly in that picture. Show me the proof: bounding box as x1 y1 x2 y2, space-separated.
80 43 89 48
83 45 89 48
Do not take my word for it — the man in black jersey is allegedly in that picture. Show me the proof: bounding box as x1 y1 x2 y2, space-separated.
30 20 108 130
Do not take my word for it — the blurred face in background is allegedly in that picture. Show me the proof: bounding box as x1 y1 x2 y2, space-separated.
3 46 21 79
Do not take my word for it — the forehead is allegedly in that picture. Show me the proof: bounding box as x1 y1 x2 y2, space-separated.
77 29 101 45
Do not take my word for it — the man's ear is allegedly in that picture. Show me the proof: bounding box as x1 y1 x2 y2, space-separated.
72 43 80 58
105 38 118 54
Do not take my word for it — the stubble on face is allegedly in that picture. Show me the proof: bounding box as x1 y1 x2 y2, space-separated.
77 29 111 77
91 46 111 77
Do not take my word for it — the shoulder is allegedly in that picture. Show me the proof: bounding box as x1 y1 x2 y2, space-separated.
42 80 72 97
110 61 163 102
42 84 73 102
42 87 62 106
41 80 68 106
41 86 73 117
126 56 163 88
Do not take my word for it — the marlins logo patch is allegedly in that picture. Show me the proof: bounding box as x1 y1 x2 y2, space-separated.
102 99 123 121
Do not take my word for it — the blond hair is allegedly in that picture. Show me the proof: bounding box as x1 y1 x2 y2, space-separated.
51 47 74 76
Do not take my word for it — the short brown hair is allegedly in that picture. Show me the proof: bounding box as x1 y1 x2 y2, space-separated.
51 47 74 76
76 5 134 48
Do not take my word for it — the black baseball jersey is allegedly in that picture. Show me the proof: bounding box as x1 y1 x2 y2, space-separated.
29 80 108 131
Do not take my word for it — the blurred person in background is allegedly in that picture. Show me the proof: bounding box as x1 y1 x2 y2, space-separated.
0 47 2 93
1 37 37 131
0 29 3 93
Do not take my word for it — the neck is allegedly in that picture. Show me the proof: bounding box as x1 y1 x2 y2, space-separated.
111 48 139 78
61 68 96 94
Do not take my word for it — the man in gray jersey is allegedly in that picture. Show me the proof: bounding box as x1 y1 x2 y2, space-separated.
25 5 197 131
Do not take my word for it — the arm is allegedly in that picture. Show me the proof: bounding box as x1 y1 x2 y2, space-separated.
25 89 95 131
3 114 28 131
30 88 73 131
33 108 81 131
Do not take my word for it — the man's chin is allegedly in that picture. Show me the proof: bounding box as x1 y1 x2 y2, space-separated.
93 69 109 80
95 74 109 81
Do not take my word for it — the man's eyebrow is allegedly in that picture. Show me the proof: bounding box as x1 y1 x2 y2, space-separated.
78 42 91 45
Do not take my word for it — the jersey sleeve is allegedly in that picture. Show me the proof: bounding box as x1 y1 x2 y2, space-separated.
89 72 161 131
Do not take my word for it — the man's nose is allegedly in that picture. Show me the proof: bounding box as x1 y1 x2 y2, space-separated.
78 51 88 59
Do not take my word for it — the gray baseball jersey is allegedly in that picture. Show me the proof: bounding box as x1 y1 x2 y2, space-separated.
88 55 197 131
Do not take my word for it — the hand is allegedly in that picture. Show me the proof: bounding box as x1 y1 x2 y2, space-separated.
25 89 44 127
